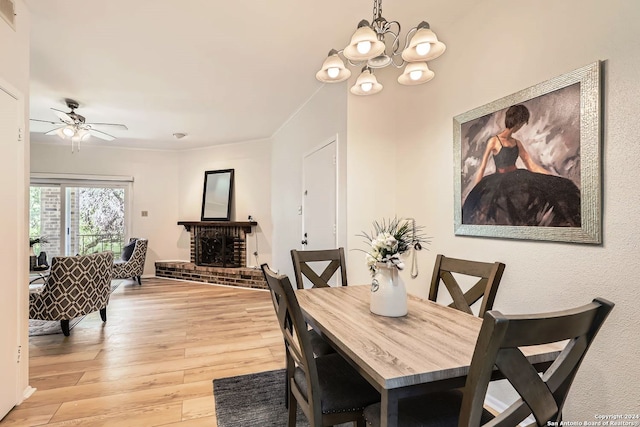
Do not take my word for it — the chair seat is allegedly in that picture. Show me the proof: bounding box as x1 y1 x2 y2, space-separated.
363 390 494 427
294 353 379 415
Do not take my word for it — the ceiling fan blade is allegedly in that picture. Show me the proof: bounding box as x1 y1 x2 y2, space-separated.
88 128 116 141
30 118 60 125
44 127 63 135
85 122 129 130
51 108 74 124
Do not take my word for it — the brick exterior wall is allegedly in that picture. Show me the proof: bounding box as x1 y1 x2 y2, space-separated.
155 261 267 290
39 187 61 258
36 187 81 258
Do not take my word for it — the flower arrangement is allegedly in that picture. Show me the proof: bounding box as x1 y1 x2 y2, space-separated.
359 217 429 276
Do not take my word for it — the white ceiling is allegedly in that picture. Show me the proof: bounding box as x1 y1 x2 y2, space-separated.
25 0 480 150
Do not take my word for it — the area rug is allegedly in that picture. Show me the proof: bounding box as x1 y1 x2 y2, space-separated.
213 369 351 427
28 317 84 336
28 280 122 337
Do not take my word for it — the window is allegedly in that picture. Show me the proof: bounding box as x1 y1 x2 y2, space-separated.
30 176 132 257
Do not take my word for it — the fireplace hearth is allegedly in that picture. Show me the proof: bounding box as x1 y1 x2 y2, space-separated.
155 220 266 290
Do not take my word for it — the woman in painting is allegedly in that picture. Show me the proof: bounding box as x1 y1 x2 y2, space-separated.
462 104 581 227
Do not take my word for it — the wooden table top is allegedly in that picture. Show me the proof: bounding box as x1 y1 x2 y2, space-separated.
296 285 561 391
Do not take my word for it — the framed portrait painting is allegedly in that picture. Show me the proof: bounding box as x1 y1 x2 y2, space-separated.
453 61 601 244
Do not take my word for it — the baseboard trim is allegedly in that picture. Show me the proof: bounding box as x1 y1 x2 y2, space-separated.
21 386 36 402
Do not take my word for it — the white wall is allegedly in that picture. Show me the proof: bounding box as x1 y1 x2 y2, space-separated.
176 139 272 267
0 0 31 405
378 0 639 417
30 143 182 276
346 87 403 285
270 83 348 279
30 138 273 272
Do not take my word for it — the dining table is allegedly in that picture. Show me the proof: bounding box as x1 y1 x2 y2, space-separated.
295 284 562 427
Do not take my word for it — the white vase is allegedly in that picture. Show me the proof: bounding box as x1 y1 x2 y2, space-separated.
369 262 408 317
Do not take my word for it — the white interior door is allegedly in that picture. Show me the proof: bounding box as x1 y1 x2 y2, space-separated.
0 82 20 419
302 139 337 252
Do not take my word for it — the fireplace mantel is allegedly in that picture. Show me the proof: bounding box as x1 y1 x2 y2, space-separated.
178 221 257 233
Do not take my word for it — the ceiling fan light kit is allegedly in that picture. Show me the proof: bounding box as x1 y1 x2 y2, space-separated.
316 0 446 95
30 98 128 152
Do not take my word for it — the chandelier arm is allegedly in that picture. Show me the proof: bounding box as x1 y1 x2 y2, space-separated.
346 58 366 67
373 19 403 57
402 26 419 51
383 28 402 57
389 56 406 68
383 20 401 36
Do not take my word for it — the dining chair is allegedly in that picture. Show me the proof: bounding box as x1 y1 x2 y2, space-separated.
261 264 379 427
291 248 347 356
363 297 614 426
291 248 348 289
429 254 506 317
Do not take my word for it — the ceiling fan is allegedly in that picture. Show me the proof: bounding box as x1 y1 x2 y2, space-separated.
30 98 128 143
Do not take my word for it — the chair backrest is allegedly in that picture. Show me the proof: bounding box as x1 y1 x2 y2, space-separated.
429 254 505 317
129 238 148 270
40 251 114 318
459 297 614 427
261 264 323 425
291 248 347 289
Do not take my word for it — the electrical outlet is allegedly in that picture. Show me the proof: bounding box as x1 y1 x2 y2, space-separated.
297 206 302 215
141 211 148 217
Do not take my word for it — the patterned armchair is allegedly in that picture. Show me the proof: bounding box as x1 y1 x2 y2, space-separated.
113 238 148 285
29 251 114 336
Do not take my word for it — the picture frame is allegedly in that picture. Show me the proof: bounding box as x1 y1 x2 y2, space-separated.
453 61 601 244
201 169 234 221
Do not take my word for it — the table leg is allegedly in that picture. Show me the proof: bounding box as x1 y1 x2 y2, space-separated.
380 388 399 427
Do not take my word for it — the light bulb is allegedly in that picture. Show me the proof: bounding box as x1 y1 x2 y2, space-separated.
416 42 431 56
356 40 372 55
62 127 75 137
410 70 423 81
327 67 340 79
361 82 373 92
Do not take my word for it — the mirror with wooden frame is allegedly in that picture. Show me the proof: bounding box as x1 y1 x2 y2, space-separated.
201 169 234 221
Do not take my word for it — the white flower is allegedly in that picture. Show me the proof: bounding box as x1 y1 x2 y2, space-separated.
359 217 429 277
365 253 377 268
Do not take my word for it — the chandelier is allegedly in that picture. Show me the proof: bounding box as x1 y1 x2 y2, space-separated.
315 0 446 95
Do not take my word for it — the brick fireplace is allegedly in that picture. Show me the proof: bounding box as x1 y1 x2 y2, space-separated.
155 221 267 289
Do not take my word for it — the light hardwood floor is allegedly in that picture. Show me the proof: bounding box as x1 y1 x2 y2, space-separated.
2 277 285 426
